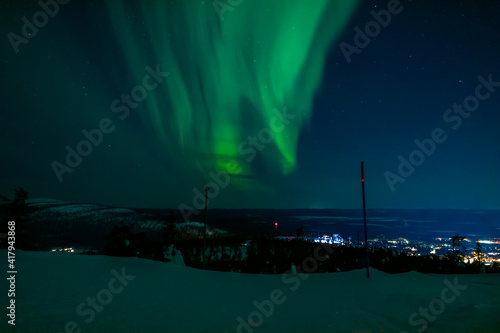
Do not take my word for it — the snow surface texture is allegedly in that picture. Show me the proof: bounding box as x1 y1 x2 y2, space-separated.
1 250 499 333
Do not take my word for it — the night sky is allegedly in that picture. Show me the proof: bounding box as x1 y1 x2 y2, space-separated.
1 0 499 210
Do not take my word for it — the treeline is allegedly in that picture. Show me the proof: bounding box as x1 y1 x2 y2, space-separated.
103 230 500 274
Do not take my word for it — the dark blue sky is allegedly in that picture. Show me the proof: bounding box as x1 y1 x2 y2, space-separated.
1 0 499 209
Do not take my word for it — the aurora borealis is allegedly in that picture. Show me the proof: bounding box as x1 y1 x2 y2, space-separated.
1 0 500 209
105 0 359 184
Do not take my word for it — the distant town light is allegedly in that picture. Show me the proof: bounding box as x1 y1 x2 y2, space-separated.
51 247 75 253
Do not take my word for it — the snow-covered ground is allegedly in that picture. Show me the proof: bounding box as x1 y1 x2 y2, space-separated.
1 250 499 333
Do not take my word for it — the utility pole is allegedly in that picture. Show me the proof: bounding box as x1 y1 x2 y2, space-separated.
202 186 208 270
361 161 369 279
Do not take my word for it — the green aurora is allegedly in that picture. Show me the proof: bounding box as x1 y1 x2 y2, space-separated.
106 0 359 188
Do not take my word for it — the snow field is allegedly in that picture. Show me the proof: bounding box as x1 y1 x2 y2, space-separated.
0 250 499 332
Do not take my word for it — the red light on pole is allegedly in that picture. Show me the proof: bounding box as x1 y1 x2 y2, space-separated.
274 222 278 233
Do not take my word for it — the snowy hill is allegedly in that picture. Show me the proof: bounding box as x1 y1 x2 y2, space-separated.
0 198 227 251
2 199 228 251
26 200 164 230
15 200 166 250
1 250 499 332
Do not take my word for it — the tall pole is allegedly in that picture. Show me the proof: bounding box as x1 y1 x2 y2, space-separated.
202 186 208 269
361 162 369 279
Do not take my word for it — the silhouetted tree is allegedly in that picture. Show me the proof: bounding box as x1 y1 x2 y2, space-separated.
104 223 135 257
450 234 467 259
472 240 486 273
296 225 304 238
1 187 29 213
163 210 180 246
1 187 37 250
474 240 484 263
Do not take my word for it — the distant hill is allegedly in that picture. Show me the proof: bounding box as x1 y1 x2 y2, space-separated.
0 198 226 251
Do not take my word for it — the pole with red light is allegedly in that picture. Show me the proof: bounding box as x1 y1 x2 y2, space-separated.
361 161 369 279
274 222 278 234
